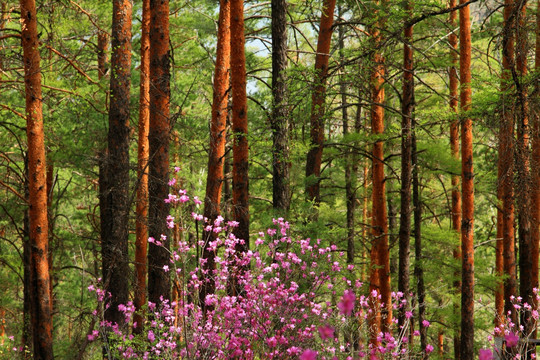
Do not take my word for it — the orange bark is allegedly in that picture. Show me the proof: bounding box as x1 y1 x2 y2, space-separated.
148 0 171 304
134 0 150 333
20 0 53 357
231 0 249 248
369 0 391 340
459 0 475 358
305 0 336 204
200 0 230 310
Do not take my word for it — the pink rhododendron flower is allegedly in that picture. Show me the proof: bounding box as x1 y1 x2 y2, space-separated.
426 344 434 353
318 325 334 340
505 332 519 347
479 349 493 360
300 349 318 360
338 290 355 316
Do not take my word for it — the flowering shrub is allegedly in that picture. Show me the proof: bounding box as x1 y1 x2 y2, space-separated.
88 187 430 359
479 291 540 360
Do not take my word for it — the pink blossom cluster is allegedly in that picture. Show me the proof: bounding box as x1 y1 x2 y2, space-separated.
479 290 540 360
86 187 433 359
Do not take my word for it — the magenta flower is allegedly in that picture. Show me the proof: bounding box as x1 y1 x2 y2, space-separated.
479 348 493 360
300 349 318 360
318 325 334 340
505 332 519 347
338 290 356 316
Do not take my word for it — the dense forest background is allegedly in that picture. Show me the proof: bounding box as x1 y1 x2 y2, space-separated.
0 0 539 358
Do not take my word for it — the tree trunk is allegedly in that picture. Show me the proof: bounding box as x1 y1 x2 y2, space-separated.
134 0 150 334
20 0 54 356
369 0 392 338
413 124 427 358
148 0 171 304
449 1 462 356
200 0 230 311
500 0 518 326
398 0 414 337
46 162 54 317
22 199 32 356
305 0 336 205
459 0 475 357
102 0 132 331
271 0 290 212
97 31 108 80
338 7 356 268
515 0 534 340
531 0 540 341
231 0 249 249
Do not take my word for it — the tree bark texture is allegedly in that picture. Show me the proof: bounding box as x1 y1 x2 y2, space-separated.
134 0 150 334
531 0 540 339
515 0 534 339
200 0 230 311
102 0 132 330
338 10 357 267
20 0 54 356
22 204 32 355
459 0 475 358
413 127 427 359
398 1 414 334
305 0 336 204
97 30 109 80
271 0 290 212
449 1 462 356
369 0 392 337
500 0 518 326
231 0 250 248
148 0 171 304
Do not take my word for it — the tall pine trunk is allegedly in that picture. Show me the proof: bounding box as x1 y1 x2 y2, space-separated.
134 0 150 333
531 0 540 338
20 0 54 356
531 0 540 340
200 0 230 310
338 6 356 268
459 0 475 357
398 0 413 338
500 0 518 326
413 123 427 358
449 0 462 356
515 0 534 339
231 0 250 250
102 0 132 331
369 0 392 339
271 0 290 212
148 0 171 304
305 0 336 205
